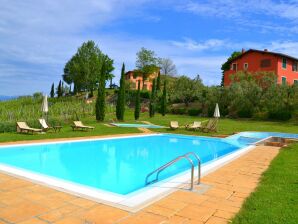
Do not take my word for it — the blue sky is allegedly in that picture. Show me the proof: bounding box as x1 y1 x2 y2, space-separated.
0 0 298 96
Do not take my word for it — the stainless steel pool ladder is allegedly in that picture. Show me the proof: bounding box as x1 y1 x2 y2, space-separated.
145 152 201 190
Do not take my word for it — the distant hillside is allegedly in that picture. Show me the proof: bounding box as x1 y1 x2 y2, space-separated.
0 96 16 101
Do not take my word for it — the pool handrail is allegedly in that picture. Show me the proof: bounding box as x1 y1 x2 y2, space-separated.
145 152 201 190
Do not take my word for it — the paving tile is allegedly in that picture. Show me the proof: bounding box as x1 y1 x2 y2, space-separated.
168 191 209 205
38 203 82 222
118 211 166 224
204 188 233 199
54 217 83 224
144 204 176 218
213 210 235 220
37 195 69 209
153 197 188 212
176 205 215 222
0 200 49 223
69 197 97 208
0 178 32 191
79 204 129 224
205 216 228 224
18 218 49 224
160 215 189 224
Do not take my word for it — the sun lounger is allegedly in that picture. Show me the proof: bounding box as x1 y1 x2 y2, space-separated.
39 119 62 132
170 121 179 130
185 121 201 131
16 122 42 134
71 121 94 131
199 118 218 133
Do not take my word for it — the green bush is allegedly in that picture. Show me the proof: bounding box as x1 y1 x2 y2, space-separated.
0 122 16 133
268 110 292 121
237 108 253 118
188 108 202 116
171 108 187 115
253 111 268 120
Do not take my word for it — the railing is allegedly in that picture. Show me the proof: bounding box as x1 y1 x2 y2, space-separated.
145 152 201 190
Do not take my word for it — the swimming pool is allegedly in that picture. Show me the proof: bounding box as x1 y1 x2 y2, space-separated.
0 132 296 210
111 123 164 128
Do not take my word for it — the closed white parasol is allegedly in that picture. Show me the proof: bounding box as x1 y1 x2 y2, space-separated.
213 103 220 118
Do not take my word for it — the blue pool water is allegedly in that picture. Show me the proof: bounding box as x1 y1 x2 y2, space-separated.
111 123 164 128
226 131 298 145
0 132 297 195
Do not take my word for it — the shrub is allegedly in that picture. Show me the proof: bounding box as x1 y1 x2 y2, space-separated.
188 109 201 116
268 110 292 121
237 108 253 118
171 108 187 115
253 111 268 120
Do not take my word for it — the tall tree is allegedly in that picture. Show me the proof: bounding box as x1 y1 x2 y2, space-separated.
116 63 126 120
136 47 159 89
160 80 167 116
95 62 106 121
50 83 55 98
62 40 114 94
156 71 161 91
221 51 242 86
158 58 177 76
57 80 62 98
149 79 156 117
134 81 141 120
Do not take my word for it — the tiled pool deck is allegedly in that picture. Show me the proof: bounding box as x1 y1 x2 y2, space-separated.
0 144 279 224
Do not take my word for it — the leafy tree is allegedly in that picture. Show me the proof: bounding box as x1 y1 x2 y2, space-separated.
160 80 167 116
158 58 177 76
50 83 55 98
95 62 106 121
136 47 159 89
149 79 156 117
134 81 141 120
170 76 204 106
116 63 126 120
220 51 242 86
62 40 114 94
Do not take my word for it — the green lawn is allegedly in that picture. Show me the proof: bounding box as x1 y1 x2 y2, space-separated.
0 111 297 143
232 143 298 224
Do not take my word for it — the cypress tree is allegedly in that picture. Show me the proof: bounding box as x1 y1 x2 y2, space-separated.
116 63 126 120
134 80 141 120
57 80 62 97
160 80 167 116
50 83 55 98
156 71 161 91
96 64 106 121
149 79 156 117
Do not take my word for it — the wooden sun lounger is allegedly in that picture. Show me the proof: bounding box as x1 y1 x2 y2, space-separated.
16 122 42 134
199 118 218 133
71 121 94 131
39 119 62 132
170 121 179 130
185 121 202 131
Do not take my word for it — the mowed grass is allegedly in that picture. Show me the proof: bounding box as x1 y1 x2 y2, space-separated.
232 143 298 224
0 110 297 143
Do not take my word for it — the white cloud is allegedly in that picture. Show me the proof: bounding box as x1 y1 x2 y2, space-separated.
171 38 225 51
180 0 298 34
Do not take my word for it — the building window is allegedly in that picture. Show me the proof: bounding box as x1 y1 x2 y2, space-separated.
282 77 287 85
260 59 271 68
231 63 237 71
282 58 287 69
243 63 248 70
293 61 298 72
